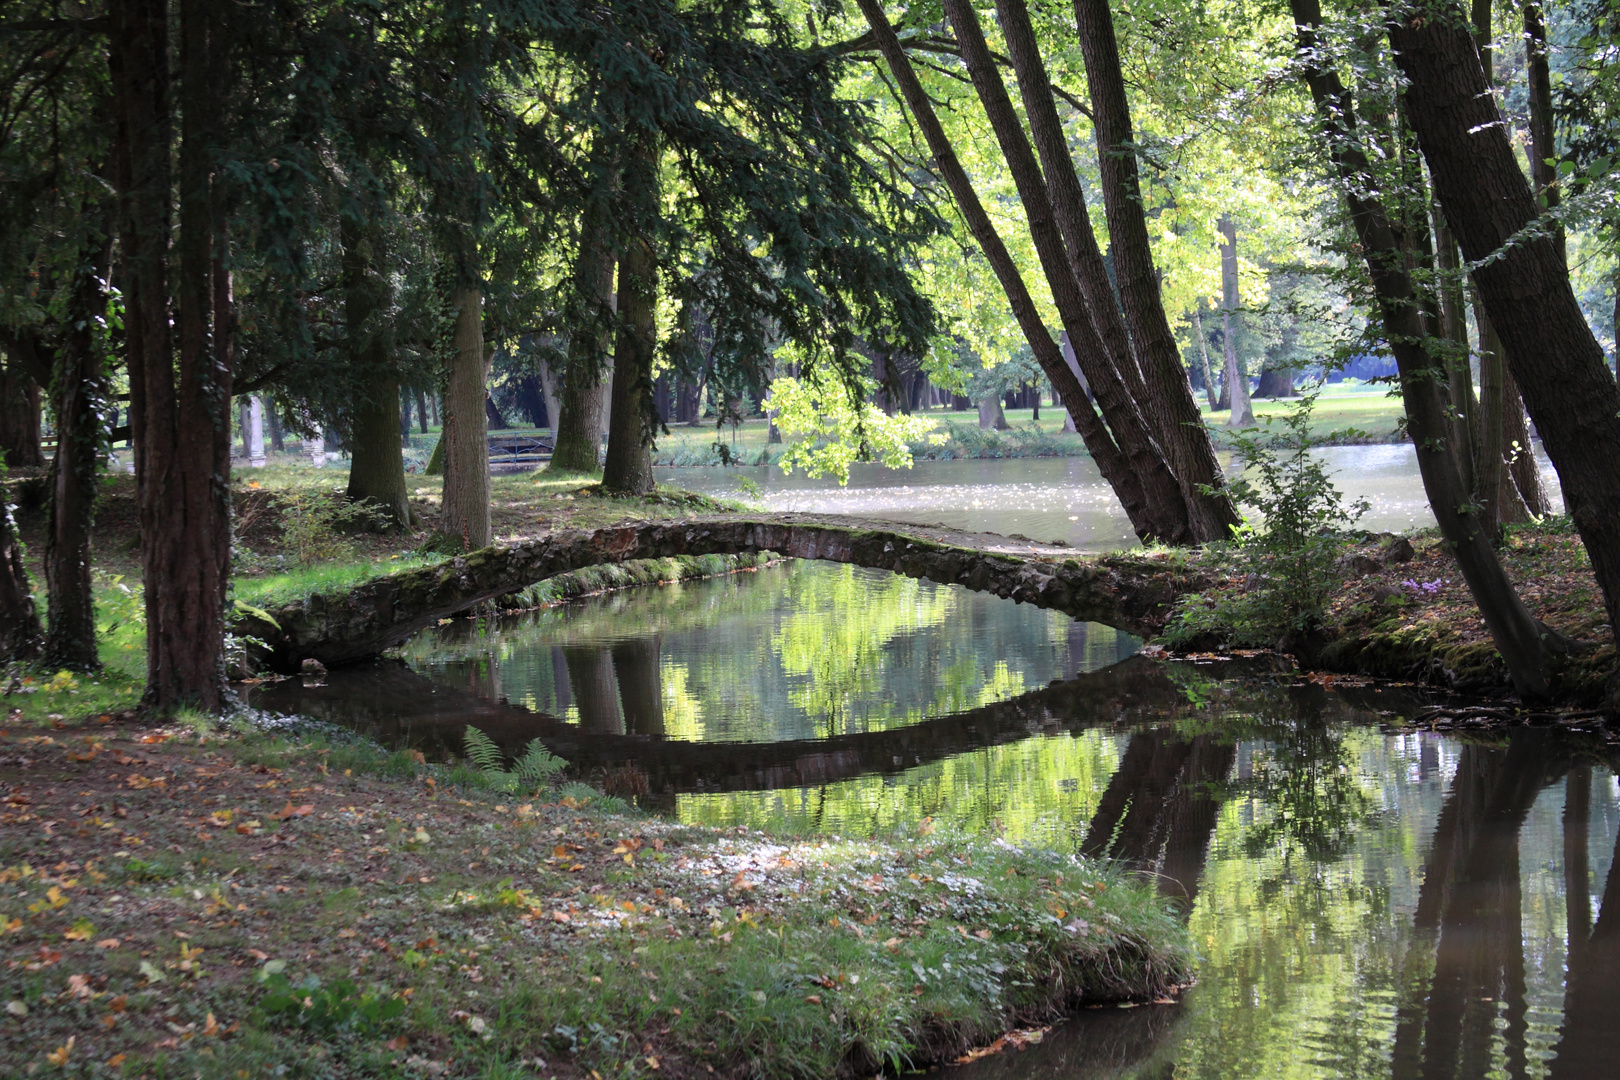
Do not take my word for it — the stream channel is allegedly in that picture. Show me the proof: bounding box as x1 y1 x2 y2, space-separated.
248 446 1615 1079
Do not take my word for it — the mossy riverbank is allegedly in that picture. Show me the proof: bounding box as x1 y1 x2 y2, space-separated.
0 719 1192 1078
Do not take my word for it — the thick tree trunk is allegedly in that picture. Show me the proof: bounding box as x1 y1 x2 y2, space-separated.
0 348 43 470
550 210 614 474
1063 0 1240 538
341 221 410 528
914 0 1186 542
1191 307 1219 411
1290 0 1564 700
1387 2 1620 703
44 229 110 672
441 284 490 550
603 139 659 496
0 501 41 662
563 647 622 734
977 395 1010 431
1218 217 1255 427
1254 367 1293 399
611 637 664 737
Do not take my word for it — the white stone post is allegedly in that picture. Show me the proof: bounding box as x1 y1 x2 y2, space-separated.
305 421 325 468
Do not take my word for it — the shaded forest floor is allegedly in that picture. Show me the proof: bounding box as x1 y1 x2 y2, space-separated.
0 718 1189 1079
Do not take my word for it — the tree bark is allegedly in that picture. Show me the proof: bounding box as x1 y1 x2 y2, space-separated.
1290 0 1564 700
341 220 410 528
44 225 110 672
1522 0 1563 261
1475 304 1531 532
0 347 43 470
603 139 659 496
913 0 1186 542
441 283 490 550
415 388 430 434
1387 1 1620 702
1067 0 1240 536
1434 214 1477 494
550 208 614 474
1191 306 1219 410
0 499 41 662
1218 216 1255 427
977 394 1010 431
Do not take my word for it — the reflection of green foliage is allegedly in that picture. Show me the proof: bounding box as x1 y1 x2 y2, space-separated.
1234 720 1373 864
679 730 1121 850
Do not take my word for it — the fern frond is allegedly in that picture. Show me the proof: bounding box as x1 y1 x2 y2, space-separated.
463 726 505 773
513 740 567 788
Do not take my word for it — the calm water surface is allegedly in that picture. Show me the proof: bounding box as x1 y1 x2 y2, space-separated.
665 444 1564 549
251 555 1617 1079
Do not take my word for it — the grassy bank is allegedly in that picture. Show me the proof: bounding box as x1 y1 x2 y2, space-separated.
0 720 1192 1078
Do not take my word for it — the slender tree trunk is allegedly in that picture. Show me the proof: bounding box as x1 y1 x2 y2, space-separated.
1065 0 1240 537
550 210 614 474
0 498 41 662
441 284 490 550
1476 305 1530 532
1388 0 1620 706
0 349 43 470
1503 372 1547 517
1191 307 1219 411
857 0 1168 541
1218 216 1255 427
1435 214 1477 493
1290 0 1564 700
603 137 659 496
1564 765 1592 955
415 388 430 434
536 362 561 435
44 225 110 672
341 220 410 528
1523 0 1563 262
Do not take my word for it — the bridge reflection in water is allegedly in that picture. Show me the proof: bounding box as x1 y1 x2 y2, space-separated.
246 561 1620 1080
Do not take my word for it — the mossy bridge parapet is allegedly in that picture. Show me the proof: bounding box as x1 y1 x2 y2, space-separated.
235 514 1207 674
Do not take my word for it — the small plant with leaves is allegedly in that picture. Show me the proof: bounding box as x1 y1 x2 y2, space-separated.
276 490 391 566
1167 390 1368 649
463 725 567 794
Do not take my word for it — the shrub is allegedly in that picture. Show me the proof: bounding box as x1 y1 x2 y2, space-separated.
1166 391 1367 648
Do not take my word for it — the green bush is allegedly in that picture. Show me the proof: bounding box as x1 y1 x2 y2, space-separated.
1167 391 1367 648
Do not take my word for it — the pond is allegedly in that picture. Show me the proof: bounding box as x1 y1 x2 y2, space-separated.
664 444 1565 550
247 555 1617 1080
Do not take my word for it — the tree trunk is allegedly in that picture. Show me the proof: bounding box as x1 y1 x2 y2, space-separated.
1476 306 1531 532
1289 0 1564 700
0 348 43 469
416 388 430 434
1191 306 1219 411
0 498 41 662
611 637 663 737
341 220 410 529
1522 0 1563 262
1065 0 1241 539
1218 216 1255 427
977 395 1010 431
44 227 110 672
929 0 1191 542
1502 373 1547 517
112 0 236 711
550 209 614 474
441 283 490 550
991 0 1237 540
1434 214 1477 493
1388 0 1620 704
603 135 659 496
564 647 622 734
1254 366 1294 399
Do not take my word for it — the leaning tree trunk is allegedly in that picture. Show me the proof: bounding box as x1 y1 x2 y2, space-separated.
1066 0 1240 538
1476 306 1532 533
936 0 1194 542
603 139 659 496
977 395 1010 431
1218 216 1255 428
1522 0 1563 262
341 220 410 528
1290 0 1564 700
0 499 41 662
551 205 615 475
1502 371 1548 518
856 0 1166 542
44 228 110 672
440 283 490 551
1387 0 1620 705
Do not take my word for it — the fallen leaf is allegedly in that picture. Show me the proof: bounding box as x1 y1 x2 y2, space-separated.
646 1055 661 1070
271 803 313 821
65 974 93 999
386 1035 410 1050
45 1037 74 1065
106 1053 126 1067
138 960 165 984
5 1001 25 1017
95 938 120 949
804 995 822 1005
